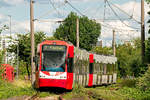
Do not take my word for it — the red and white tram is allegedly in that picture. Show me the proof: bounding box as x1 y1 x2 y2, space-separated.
34 40 117 90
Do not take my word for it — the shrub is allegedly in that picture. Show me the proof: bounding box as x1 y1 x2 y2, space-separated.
136 66 150 91
119 78 137 88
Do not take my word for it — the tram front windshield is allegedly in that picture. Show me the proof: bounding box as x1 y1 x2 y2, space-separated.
42 45 66 72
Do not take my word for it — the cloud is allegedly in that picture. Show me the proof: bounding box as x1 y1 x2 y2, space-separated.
96 20 140 46
4 0 25 5
0 17 62 37
0 14 8 20
93 0 150 46
0 0 27 6
115 1 149 21
0 0 149 47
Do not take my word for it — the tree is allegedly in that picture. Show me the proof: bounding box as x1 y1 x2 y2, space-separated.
145 6 150 63
146 0 150 3
92 46 113 55
54 12 101 51
116 38 147 77
0 25 9 64
7 31 46 78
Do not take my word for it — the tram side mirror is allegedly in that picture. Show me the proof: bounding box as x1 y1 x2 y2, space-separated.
68 46 74 58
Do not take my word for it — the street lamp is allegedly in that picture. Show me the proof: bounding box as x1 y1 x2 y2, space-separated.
8 15 11 37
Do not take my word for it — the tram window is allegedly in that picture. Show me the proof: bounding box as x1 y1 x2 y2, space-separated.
103 64 107 74
89 63 93 74
112 64 116 72
93 63 97 74
97 63 101 74
101 64 103 74
81 60 88 74
67 58 74 73
42 51 66 72
85 61 89 74
74 58 80 74
107 64 112 74
86 61 89 73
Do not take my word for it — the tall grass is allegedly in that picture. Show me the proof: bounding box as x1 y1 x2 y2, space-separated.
0 79 36 99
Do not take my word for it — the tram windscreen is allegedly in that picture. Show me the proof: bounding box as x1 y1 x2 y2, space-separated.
42 45 66 72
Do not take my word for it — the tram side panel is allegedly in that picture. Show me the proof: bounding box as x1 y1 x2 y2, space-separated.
88 54 94 87
74 54 94 87
66 46 74 90
93 62 117 85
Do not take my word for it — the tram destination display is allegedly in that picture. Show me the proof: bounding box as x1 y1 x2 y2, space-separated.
42 45 66 52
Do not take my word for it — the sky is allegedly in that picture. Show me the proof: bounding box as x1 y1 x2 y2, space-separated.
0 0 149 46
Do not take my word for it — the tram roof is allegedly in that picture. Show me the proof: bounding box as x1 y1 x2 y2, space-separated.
74 47 117 64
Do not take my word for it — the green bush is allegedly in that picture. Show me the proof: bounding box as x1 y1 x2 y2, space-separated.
119 78 137 88
119 87 150 100
137 67 150 91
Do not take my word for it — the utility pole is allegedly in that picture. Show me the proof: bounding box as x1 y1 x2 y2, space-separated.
8 15 11 37
76 18 79 48
30 0 35 85
2 39 6 63
16 43 19 79
100 40 102 47
141 0 145 63
112 30 116 56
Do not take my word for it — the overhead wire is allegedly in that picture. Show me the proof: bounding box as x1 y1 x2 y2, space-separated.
64 0 138 32
108 0 140 24
90 1 104 19
103 0 107 21
131 0 136 17
106 0 140 30
35 1 67 20
65 0 85 16
34 0 141 40
49 0 63 18
97 20 139 32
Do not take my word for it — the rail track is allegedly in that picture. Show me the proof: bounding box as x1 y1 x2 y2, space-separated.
25 91 64 100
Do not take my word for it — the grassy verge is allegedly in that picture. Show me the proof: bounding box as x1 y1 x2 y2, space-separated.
0 79 36 99
1 78 150 100
63 79 150 100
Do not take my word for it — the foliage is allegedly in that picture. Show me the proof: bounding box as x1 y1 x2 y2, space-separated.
0 25 9 64
7 32 46 76
0 80 35 99
146 0 150 3
137 66 150 91
92 38 146 77
8 32 46 64
0 25 9 34
18 60 29 75
116 38 146 77
45 36 58 40
118 87 150 100
63 84 102 100
145 38 150 63
119 78 137 88
0 50 5 64
145 9 150 64
92 46 113 55
54 12 101 51
145 1 150 64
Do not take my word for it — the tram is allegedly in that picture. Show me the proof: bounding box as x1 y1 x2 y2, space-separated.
34 40 117 90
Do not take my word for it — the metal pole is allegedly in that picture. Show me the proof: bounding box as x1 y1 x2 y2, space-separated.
30 0 35 85
141 0 145 63
76 18 79 48
112 30 116 56
16 43 19 79
8 15 11 37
